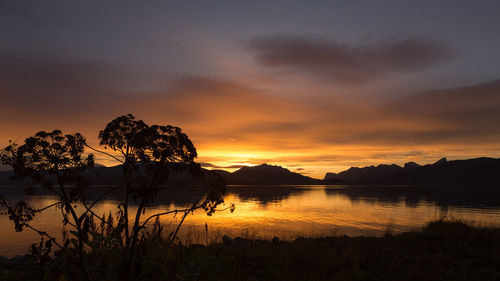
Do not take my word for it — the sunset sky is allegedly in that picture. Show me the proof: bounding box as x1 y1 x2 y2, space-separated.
1 1 500 178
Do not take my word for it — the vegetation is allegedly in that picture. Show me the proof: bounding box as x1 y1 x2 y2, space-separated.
1 116 498 280
0 219 499 281
0 114 227 281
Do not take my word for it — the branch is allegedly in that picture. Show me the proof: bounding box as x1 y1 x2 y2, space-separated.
81 182 123 219
141 209 187 228
34 201 63 213
139 184 207 228
24 224 84 266
166 190 207 249
84 144 124 164
80 200 108 226
24 224 64 250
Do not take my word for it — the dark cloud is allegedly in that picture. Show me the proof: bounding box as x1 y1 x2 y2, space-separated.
382 78 500 142
0 54 120 108
390 78 500 119
247 35 453 83
372 151 425 160
199 163 249 169
199 162 217 168
0 54 133 136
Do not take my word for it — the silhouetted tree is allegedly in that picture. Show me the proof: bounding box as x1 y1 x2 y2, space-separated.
0 130 94 280
0 114 227 281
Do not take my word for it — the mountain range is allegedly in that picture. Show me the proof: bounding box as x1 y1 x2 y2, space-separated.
324 157 500 184
1 157 499 185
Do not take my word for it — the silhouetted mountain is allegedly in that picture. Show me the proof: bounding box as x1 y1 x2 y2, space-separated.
85 164 125 185
216 164 330 185
324 157 500 184
433 157 447 166
403 161 420 169
324 164 402 184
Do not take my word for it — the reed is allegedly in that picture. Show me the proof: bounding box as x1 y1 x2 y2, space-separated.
1 218 499 281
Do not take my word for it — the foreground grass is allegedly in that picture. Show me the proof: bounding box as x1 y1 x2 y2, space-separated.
1 219 499 281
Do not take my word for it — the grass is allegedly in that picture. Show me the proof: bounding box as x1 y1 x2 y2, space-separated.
1 219 499 281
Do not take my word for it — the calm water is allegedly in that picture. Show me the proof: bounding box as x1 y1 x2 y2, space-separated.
1 185 500 257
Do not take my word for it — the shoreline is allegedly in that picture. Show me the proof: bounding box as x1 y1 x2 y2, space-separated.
1 219 499 280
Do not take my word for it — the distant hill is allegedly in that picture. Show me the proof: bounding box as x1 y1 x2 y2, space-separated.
324 164 402 184
215 164 339 185
324 157 500 184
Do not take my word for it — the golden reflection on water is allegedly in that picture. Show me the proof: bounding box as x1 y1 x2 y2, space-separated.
1 186 500 256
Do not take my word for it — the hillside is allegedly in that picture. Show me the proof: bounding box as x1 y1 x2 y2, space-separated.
215 164 325 185
324 157 500 184
324 164 402 184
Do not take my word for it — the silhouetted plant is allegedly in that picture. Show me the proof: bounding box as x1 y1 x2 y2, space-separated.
0 130 94 280
0 114 227 281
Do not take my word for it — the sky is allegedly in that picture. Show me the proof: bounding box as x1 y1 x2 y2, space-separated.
1 0 500 178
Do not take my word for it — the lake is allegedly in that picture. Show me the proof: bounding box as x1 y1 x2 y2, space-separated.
1 184 500 257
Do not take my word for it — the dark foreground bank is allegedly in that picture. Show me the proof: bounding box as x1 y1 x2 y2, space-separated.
1 219 499 281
